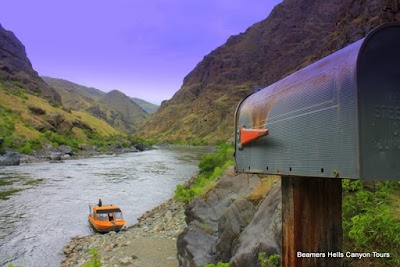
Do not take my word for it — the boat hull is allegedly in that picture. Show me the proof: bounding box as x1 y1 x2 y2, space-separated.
88 215 125 233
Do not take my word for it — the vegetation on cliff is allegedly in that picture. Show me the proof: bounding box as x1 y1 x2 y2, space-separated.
174 142 234 203
342 179 400 266
0 83 149 154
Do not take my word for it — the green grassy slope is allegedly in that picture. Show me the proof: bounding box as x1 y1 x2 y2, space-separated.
0 83 121 153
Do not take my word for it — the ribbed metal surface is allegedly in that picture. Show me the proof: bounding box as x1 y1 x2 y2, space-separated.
235 23 400 181
358 25 400 180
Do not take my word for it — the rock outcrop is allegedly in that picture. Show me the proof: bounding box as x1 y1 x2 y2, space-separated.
177 167 281 267
230 184 281 267
0 24 61 104
139 0 400 142
0 152 20 166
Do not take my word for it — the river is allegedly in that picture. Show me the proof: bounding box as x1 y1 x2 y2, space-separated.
0 146 210 267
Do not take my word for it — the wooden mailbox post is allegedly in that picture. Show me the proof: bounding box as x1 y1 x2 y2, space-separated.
234 23 400 266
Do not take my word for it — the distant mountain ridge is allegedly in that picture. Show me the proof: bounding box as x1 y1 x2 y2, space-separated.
97 89 148 133
131 97 159 114
139 0 400 142
42 77 153 134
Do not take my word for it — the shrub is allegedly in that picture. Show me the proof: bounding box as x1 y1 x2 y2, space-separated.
189 139 208 146
204 262 230 267
44 131 79 148
258 252 280 267
174 184 196 204
0 106 17 148
17 139 43 154
198 143 234 175
174 142 234 203
18 143 33 154
51 101 62 108
343 180 400 266
82 247 102 267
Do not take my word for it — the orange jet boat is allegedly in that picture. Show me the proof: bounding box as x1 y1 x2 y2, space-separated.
88 199 126 233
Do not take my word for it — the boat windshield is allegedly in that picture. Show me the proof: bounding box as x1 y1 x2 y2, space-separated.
96 209 121 214
98 213 108 221
114 212 123 220
96 209 123 221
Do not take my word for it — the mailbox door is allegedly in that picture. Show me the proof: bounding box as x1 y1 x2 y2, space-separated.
358 23 400 180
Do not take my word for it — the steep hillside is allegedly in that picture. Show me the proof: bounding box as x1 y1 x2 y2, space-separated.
42 76 103 110
139 0 400 142
0 24 60 104
97 90 148 133
131 97 159 114
42 77 149 134
0 24 128 153
0 85 120 152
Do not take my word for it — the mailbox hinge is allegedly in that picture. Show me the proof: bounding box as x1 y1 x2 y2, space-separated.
239 126 269 149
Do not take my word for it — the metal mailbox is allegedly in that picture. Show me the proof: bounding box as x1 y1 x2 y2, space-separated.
235 23 400 180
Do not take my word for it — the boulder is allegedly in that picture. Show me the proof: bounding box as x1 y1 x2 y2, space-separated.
177 169 264 267
216 198 256 262
78 144 95 151
32 120 55 132
177 167 283 267
28 105 46 115
62 154 71 160
58 145 73 155
230 182 282 267
178 189 232 267
177 225 218 267
0 152 20 166
134 143 146 151
114 141 123 149
57 120 73 134
72 120 92 131
126 147 139 153
44 113 65 128
32 145 56 159
50 152 62 161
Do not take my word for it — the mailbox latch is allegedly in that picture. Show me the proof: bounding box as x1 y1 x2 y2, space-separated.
239 126 269 149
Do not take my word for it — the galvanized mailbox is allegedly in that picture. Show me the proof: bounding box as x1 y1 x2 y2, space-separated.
235 23 400 180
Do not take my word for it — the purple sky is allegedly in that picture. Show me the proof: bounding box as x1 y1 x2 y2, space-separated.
0 0 281 104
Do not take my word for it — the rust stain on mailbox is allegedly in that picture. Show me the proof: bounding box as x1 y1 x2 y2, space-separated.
235 23 400 181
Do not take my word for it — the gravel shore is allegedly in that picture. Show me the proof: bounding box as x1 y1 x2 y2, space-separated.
61 198 185 267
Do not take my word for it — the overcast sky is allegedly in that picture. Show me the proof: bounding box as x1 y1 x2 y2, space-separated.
0 0 281 104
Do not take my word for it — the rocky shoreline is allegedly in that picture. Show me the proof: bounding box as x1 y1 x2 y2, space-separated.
61 198 186 267
0 143 151 166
